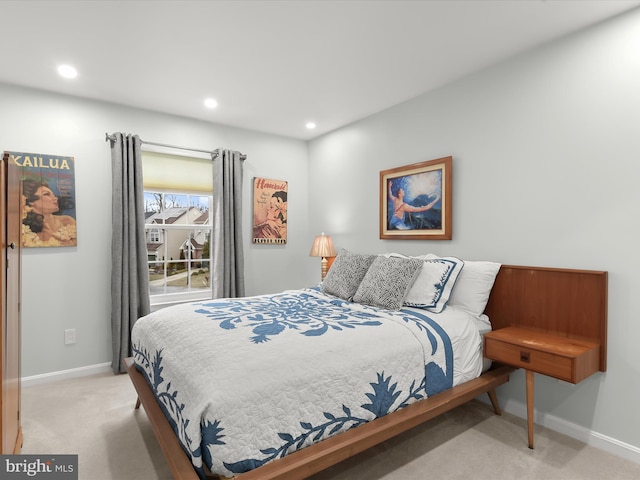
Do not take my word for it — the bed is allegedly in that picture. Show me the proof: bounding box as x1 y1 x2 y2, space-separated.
125 253 607 480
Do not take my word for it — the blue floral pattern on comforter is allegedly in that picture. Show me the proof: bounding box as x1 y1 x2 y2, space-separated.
132 288 465 478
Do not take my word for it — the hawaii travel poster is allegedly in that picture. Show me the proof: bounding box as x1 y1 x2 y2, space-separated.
10 151 77 248
252 177 288 244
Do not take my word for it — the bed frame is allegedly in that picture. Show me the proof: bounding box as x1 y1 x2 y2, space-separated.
125 264 608 480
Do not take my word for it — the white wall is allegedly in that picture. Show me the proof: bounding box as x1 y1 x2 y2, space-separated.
308 9 640 457
0 84 316 377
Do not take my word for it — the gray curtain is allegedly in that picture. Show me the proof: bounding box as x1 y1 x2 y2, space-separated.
109 133 150 374
212 149 245 298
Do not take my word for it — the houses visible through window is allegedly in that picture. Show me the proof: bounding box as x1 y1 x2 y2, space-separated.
144 191 213 305
141 149 213 306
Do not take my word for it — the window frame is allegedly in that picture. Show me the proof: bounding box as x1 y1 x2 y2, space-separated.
144 189 213 308
141 147 214 308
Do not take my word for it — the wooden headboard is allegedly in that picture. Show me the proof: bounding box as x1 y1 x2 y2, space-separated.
484 265 608 372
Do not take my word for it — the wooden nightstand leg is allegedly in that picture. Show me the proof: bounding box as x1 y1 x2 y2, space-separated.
526 369 534 449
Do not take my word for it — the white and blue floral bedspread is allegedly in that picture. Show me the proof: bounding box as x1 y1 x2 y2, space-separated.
132 288 483 478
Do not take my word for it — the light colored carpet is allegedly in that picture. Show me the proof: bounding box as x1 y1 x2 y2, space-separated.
21 372 640 480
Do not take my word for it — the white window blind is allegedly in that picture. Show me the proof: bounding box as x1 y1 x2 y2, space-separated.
142 151 212 193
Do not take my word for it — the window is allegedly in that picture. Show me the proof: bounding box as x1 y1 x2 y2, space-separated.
149 228 161 243
142 150 213 307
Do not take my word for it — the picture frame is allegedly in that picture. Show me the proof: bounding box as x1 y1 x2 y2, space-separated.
6 151 78 248
252 177 288 244
380 156 452 240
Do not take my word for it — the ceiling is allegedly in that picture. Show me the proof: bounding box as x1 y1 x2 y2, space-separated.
1 0 639 140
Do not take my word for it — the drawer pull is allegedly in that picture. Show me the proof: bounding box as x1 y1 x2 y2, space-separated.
520 351 530 363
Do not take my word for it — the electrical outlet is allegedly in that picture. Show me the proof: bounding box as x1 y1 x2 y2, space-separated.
64 328 76 345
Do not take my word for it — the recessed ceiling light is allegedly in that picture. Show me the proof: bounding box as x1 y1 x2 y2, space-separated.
306 122 316 130
204 98 218 109
57 64 78 79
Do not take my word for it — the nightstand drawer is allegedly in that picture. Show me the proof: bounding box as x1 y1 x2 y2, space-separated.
485 337 573 381
484 327 600 384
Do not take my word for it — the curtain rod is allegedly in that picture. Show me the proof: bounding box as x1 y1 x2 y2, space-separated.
104 133 246 160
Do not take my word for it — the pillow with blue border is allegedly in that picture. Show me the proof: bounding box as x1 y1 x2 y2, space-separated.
400 254 465 313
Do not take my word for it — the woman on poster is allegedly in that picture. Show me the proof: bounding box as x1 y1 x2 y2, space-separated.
21 179 77 247
253 190 287 241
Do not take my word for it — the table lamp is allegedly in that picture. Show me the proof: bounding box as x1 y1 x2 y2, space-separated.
309 233 336 281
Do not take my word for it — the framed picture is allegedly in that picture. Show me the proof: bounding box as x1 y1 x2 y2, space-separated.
380 156 452 240
252 177 288 244
6 151 78 248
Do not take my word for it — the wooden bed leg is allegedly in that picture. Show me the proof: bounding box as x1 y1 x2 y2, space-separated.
487 388 502 416
135 397 141 410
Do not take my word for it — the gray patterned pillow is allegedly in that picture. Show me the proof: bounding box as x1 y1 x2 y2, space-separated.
321 249 376 300
352 255 423 310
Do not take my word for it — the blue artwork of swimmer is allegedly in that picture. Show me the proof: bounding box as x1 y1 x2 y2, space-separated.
387 171 442 230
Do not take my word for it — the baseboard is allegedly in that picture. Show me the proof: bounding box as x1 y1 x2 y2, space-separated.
478 395 640 465
22 362 112 388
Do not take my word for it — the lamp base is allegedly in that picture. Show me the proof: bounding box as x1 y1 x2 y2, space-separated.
321 257 329 281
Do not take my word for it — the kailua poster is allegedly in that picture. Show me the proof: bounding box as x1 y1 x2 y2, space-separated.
252 177 287 244
10 151 77 248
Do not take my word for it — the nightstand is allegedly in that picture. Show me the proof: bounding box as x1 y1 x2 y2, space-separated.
484 326 600 448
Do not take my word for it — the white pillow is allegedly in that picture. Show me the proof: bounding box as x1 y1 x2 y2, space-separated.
389 254 464 313
425 254 500 316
